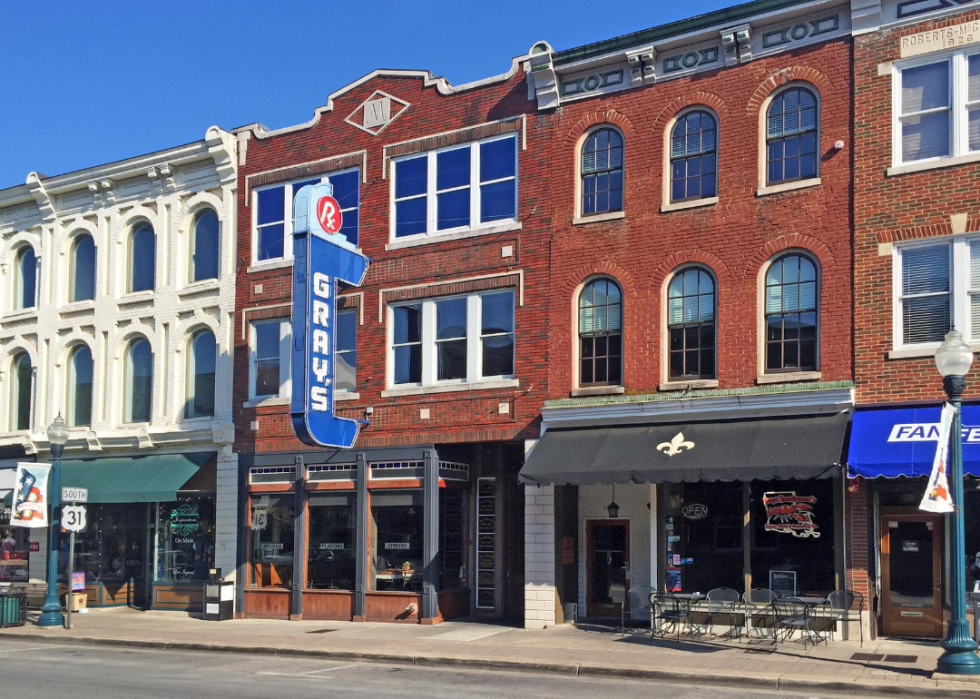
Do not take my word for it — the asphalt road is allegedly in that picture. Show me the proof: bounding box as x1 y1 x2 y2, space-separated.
0 638 851 699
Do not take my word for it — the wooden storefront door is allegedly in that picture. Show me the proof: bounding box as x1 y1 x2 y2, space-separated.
586 520 630 617
880 510 943 638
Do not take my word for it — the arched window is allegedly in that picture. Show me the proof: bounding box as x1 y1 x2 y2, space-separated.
129 224 156 293
125 338 153 423
190 209 219 282
667 267 716 380
10 352 32 431
581 128 624 216
68 345 94 427
186 330 216 418
578 278 623 387
766 86 819 185
15 246 36 310
765 254 819 373
71 234 96 302
670 111 717 202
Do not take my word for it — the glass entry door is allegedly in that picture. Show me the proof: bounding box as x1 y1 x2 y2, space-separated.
586 520 630 617
880 511 943 638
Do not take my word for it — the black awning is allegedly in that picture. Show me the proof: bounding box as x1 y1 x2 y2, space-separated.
519 412 849 485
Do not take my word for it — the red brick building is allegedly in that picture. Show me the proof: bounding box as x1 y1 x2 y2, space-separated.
848 0 980 641
520 0 857 629
231 59 552 623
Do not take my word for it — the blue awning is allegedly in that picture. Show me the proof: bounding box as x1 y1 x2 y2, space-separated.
848 405 980 478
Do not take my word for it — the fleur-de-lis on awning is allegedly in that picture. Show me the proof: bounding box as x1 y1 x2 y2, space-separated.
657 432 695 457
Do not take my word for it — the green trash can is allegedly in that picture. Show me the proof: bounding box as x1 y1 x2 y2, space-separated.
0 591 27 628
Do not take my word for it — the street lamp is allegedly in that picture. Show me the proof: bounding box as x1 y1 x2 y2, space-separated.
934 329 980 675
37 414 69 628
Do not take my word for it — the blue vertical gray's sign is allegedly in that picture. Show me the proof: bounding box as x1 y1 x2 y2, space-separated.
291 181 369 448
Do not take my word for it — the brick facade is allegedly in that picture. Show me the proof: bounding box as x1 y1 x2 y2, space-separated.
232 67 551 455
544 40 853 398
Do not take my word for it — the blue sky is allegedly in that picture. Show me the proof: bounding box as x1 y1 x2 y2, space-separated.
0 0 737 188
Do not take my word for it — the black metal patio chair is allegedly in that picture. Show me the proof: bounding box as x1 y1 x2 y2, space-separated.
742 588 776 641
620 584 654 634
652 591 688 640
773 598 815 649
827 589 865 647
706 587 742 641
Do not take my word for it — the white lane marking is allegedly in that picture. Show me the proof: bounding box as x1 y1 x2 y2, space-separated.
256 664 358 678
0 646 59 654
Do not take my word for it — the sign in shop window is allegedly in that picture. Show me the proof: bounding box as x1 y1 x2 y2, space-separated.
762 491 820 539
476 478 496 610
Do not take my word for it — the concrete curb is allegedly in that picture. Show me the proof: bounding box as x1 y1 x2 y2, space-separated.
2 630 977 698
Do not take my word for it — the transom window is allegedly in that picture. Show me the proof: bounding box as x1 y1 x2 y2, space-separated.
578 278 622 387
125 338 153 423
249 319 290 399
894 236 980 347
667 268 716 380
190 209 219 282
764 254 819 373
581 128 623 216
254 169 360 262
71 234 96 302
389 290 515 387
392 134 517 239
670 111 717 202
10 352 32 431
14 246 36 310
895 50 980 164
766 86 819 185
68 345 94 427
129 224 156 293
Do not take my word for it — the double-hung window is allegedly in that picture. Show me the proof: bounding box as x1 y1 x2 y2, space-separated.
895 50 980 165
388 290 515 387
249 319 291 400
335 308 357 392
894 236 980 348
392 134 517 240
253 169 361 263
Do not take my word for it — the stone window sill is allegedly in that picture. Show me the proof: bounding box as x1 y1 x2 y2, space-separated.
660 197 718 213
243 396 290 409
381 379 519 398
756 178 821 197
336 391 360 401
572 211 626 226
117 291 155 307
659 379 719 391
1 309 38 323
570 385 625 397
247 258 293 274
887 151 980 177
756 371 822 385
178 279 221 298
59 301 96 315
385 221 522 251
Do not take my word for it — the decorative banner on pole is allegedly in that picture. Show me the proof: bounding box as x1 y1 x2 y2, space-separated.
291 180 369 449
920 402 956 514
763 491 821 538
11 463 51 529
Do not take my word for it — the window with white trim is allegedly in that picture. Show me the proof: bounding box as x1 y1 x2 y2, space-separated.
388 290 515 387
253 169 360 263
894 236 980 347
335 308 357 392
895 50 980 165
391 134 517 240
249 319 291 399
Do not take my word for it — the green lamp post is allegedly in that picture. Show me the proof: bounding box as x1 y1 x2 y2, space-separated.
37 414 69 628
934 329 980 675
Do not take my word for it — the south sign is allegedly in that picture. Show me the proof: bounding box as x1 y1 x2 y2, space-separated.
290 180 369 449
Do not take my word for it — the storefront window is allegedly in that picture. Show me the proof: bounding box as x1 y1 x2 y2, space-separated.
750 479 836 596
371 490 423 592
308 493 356 590
154 498 214 582
0 506 30 583
64 503 146 582
662 482 743 593
440 489 467 590
249 495 294 589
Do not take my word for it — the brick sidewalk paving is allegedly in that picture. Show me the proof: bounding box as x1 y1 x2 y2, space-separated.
2 608 979 697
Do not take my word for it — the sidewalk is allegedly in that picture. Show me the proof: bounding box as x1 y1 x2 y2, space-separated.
2 608 979 697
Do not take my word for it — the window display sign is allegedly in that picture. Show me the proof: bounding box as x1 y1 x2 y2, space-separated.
169 503 200 544
666 567 683 592
762 491 820 538
71 571 86 591
681 503 709 520
11 463 51 528
770 569 797 597
476 478 497 609
290 181 369 449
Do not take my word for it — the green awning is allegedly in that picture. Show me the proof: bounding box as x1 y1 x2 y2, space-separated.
60 452 215 503
1 491 11 507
